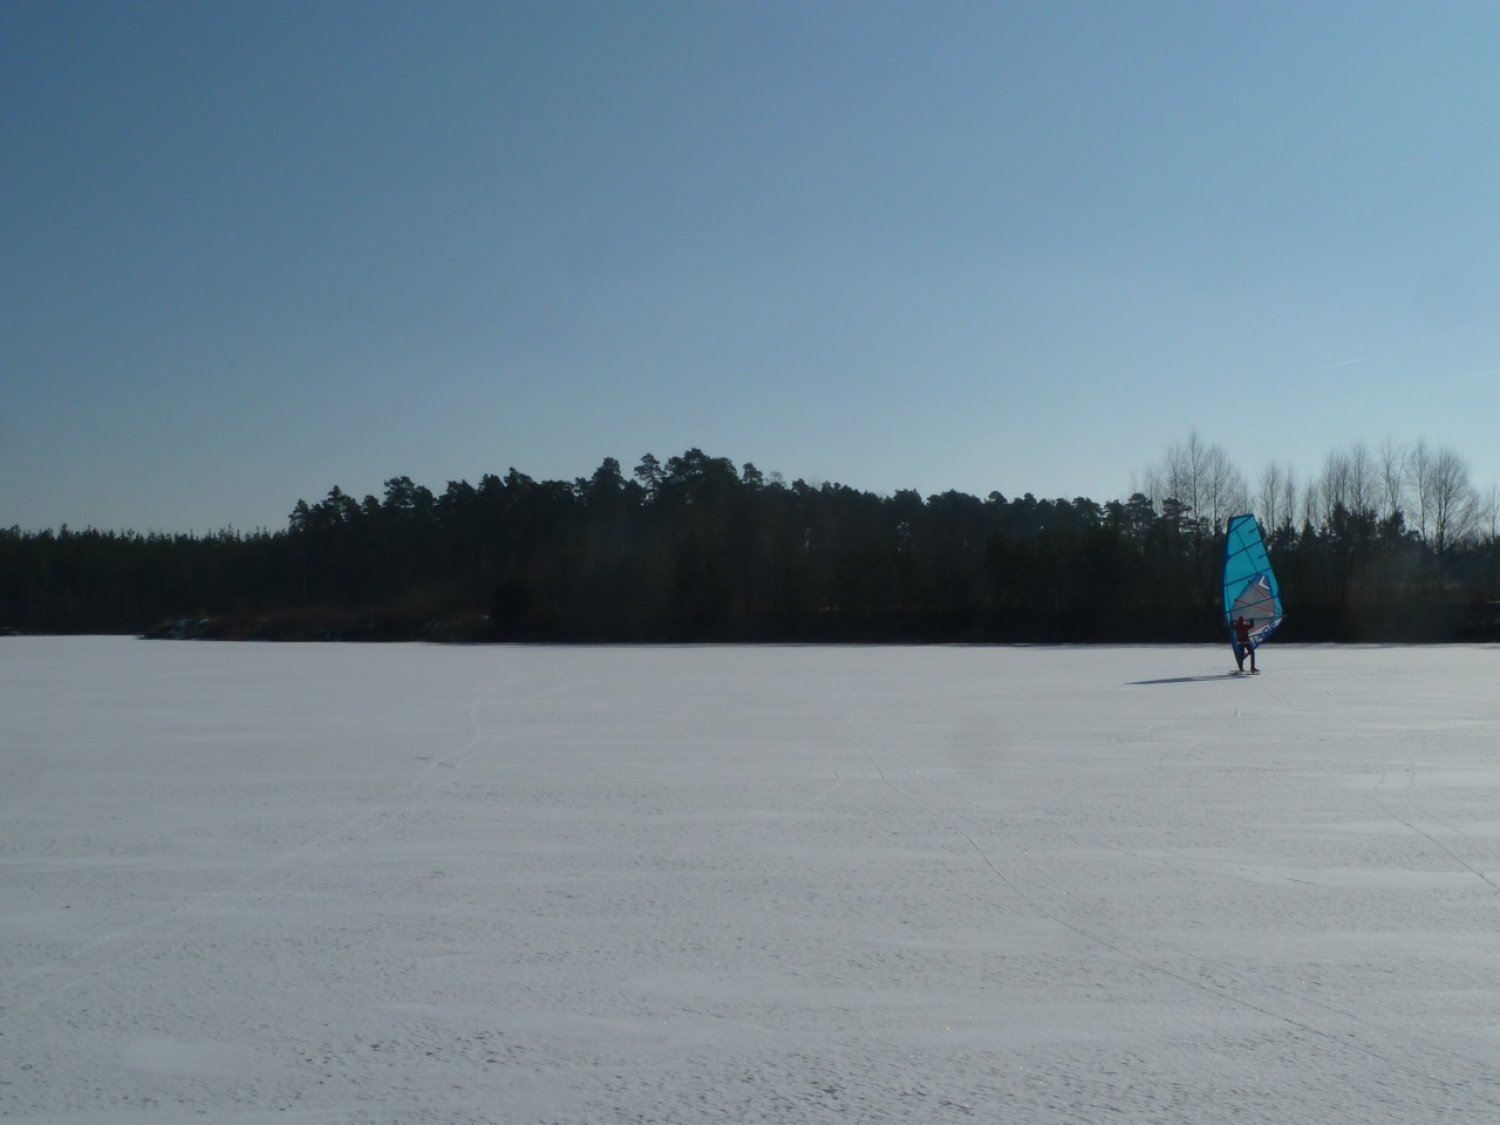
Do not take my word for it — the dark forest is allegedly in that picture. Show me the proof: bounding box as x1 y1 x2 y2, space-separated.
4 444 1498 644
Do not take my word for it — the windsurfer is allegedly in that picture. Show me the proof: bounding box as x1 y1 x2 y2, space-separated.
1233 615 1256 674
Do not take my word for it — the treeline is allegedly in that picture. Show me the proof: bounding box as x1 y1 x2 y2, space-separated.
3 443 1498 643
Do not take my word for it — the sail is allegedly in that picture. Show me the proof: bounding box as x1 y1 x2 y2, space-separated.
1222 514 1283 653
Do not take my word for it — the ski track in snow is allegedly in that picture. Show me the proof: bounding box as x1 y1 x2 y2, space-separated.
4 676 545 1014
4 638 1500 1123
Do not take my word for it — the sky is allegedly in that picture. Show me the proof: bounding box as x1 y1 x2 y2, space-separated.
4 1 1499 534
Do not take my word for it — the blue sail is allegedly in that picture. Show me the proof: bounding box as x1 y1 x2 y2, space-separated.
1222 514 1284 660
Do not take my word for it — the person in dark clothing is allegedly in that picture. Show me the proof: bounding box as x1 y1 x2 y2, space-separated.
1233 615 1257 674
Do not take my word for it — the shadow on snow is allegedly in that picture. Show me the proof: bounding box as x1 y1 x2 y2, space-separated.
1129 673 1246 685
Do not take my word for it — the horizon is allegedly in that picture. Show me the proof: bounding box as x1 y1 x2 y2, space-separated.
5 433 1492 539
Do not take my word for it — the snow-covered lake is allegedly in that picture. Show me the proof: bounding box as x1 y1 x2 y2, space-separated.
4 638 1500 1123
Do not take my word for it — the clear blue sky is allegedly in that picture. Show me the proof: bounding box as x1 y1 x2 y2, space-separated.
5 1 1498 534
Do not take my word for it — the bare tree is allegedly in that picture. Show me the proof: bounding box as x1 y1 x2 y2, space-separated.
1203 446 1249 531
1257 461 1297 533
1301 478 1322 531
1427 446 1476 554
1317 448 1351 522
1135 464 1166 514
1162 433 1205 519
1257 462 1285 532
1408 439 1434 542
1378 436 1407 524
1280 465 1298 533
1313 442 1378 526
1161 430 1247 532
1476 484 1500 546
1346 442 1378 517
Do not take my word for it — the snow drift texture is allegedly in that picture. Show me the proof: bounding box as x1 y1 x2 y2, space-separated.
5 638 1500 1123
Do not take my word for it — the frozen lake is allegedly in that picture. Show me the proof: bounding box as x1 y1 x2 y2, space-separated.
4 638 1500 1123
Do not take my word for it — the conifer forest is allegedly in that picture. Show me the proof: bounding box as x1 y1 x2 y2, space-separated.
4 440 1498 644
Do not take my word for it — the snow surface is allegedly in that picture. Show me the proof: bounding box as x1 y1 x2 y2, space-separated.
4 637 1500 1124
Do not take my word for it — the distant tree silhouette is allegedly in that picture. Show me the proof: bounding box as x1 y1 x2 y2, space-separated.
1 436 1497 642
